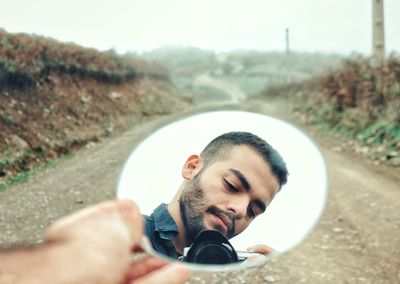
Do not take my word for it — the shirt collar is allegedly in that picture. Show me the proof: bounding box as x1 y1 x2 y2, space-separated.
153 203 179 240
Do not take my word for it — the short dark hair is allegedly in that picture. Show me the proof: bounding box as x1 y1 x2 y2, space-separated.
200 131 288 188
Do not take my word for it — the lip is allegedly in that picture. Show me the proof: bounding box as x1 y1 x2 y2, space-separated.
214 213 231 234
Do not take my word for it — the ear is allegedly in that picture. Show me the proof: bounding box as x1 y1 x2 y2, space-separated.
182 154 203 180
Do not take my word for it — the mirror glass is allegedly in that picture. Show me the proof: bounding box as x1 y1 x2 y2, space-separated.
118 110 327 269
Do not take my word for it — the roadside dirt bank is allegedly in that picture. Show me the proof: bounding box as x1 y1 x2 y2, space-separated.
0 75 187 184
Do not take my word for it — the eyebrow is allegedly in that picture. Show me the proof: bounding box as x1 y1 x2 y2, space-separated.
228 168 250 191
228 168 267 214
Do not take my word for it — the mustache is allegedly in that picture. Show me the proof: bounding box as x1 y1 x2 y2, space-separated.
206 205 235 237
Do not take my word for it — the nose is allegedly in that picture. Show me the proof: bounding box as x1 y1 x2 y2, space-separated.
227 197 249 219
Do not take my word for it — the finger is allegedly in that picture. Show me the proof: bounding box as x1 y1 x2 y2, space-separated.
50 200 124 229
125 256 168 280
132 245 145 253
45 199 143 244
118 199 144 245
247 244 274 255
44 201 116 242
131 263 191 284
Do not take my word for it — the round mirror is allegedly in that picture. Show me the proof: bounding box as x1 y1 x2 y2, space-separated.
118 110 327 270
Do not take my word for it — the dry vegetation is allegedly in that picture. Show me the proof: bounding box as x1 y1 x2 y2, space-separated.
0 30 186 188
0 29 169 89
259 55 400 166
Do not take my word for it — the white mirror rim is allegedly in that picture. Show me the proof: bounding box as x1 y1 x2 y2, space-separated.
118 110 328 270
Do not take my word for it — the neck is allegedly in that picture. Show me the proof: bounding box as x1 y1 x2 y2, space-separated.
167 186 189 255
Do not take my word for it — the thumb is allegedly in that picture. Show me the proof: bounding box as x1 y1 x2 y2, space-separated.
247 244 275 255
132 263 190 284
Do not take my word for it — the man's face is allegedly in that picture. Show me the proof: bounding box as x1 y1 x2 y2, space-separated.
179 145 280 242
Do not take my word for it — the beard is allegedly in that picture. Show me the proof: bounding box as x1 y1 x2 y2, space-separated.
179 170 235 243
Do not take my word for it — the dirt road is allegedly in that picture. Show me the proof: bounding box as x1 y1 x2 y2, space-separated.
194 73 247 103
0 97 399 283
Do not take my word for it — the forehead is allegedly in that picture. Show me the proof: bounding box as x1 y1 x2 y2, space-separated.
207 145 279 202
215 145 267 171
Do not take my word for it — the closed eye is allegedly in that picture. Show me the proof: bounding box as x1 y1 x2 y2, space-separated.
224 179 239 193
247 206 256 218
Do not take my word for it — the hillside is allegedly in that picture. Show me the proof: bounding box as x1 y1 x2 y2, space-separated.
0 30 188 188
257 55 400 167
140 46 343 101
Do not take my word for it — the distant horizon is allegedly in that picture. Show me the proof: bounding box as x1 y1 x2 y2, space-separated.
0 27 367 57
132 44 350 56
2 0 399 57
2 28 398 57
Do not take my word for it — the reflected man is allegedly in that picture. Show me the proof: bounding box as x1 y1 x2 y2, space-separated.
143 131 288 259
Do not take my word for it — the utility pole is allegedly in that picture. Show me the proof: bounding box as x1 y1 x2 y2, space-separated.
285 28 290 55
372 0 385 67
284 28 291 84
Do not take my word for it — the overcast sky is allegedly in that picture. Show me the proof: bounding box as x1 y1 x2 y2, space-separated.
1 0 399 55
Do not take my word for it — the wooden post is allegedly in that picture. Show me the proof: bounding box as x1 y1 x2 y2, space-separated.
372 0 385 67
284 28 292 83
285 28 290 55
